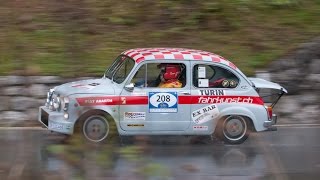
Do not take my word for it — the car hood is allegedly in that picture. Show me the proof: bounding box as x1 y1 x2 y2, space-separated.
54 78 115 96
248 77 288 93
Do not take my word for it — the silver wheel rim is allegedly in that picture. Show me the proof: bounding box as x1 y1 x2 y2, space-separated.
83 115 109 142
223 116 247 141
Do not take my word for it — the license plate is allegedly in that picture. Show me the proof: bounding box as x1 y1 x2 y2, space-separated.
49 121 63 130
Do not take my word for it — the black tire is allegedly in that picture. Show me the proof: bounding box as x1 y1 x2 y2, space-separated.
215 115 250 144
75 111 119 144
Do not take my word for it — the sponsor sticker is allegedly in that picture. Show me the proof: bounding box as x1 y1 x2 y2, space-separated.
149 92 178 113
222 80 230 88
192 104 220 124
198 96 253 104
198 79 209 87
199 89 225 96
193 126 208 131
124 112 146 121
198 66 206 78
48 121 63 130
71 84 95 90
229 80 237 88
84 98 113 104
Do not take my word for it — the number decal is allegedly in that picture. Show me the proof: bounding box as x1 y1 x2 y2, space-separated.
156 95 171 102
149 92 178 113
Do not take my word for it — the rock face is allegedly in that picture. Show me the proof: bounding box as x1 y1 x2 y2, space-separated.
0 76 95 126
268 37 320 124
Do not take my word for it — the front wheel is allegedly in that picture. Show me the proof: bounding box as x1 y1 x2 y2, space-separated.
82 115 110 143
216 116 250 144
74 111 119 144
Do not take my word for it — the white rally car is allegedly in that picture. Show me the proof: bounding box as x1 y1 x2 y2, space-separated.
39 48 287 144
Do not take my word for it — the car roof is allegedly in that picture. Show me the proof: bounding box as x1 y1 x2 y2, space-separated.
122 48 238 70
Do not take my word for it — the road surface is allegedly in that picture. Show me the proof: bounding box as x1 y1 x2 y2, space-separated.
0 125 320 180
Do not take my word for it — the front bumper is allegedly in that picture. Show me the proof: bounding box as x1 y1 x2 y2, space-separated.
263 114 277 128
38 106 74 135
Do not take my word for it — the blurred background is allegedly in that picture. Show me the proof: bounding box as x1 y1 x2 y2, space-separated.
0 0 319 76
0 1 320 179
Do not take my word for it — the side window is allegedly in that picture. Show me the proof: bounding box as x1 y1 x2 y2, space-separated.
131 64 146 87
193 64 239 88
131 63 186 88
146 63 160 87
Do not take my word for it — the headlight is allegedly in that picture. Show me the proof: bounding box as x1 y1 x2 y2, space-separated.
45 92 50 107
53 96 61 110
63 97 70 111
46 88 55 108
60 96 69 111
49 99 54 110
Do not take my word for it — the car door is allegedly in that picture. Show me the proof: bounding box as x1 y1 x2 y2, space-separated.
189 62 253 131
119 61 191 132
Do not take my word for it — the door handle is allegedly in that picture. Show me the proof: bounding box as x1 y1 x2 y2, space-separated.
179 91 190 95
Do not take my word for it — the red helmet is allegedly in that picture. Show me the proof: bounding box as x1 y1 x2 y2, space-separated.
160 64 181 81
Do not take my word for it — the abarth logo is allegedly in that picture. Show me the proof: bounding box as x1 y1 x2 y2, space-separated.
84 99 112 104
121 97 126 104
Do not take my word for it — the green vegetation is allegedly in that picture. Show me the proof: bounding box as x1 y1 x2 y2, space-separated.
1 0 319 76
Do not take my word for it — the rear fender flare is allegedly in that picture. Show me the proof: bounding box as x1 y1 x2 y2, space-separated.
217 106 257 131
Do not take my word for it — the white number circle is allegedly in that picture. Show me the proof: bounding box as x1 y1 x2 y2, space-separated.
149 93 177 108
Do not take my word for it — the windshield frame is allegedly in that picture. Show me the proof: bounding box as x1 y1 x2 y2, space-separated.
104 55 135 84
104 55 123 80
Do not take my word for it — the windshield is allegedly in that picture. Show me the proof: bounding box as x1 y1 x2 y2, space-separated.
105 55 135 84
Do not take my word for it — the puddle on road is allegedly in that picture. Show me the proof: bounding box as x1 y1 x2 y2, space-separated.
44 138 269 179
0 130 271 179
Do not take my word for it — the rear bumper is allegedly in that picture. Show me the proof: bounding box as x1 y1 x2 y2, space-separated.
263 114 277 128
38 106 74 135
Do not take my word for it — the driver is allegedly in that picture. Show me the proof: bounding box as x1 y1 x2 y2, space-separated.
158 64 183 88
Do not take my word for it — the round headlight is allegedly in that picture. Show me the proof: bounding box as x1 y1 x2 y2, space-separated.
49 100 54 110
53 96 61 110
63 97 69 111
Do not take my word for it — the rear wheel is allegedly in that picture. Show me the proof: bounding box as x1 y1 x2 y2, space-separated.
216 115 250 144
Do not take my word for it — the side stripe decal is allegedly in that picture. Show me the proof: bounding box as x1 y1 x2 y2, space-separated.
76 96 264 106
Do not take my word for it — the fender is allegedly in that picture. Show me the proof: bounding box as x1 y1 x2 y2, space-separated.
75 105 121 133
219 106 257 131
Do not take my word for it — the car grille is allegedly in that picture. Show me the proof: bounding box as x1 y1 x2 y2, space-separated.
41 109 49 126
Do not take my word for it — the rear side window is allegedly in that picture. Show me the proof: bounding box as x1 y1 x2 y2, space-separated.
193 64 239 88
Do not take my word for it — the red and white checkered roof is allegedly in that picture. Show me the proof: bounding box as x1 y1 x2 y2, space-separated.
122 48 237 69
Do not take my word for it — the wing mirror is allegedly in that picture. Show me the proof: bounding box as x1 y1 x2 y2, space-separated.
124 83 135 92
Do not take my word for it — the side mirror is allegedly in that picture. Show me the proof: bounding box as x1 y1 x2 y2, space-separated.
124 83 135 92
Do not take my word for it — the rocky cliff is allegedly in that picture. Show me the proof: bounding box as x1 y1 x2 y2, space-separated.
269 37 320 124
0 76 95 126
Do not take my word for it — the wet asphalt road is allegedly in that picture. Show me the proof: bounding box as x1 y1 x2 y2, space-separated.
1 125 320 180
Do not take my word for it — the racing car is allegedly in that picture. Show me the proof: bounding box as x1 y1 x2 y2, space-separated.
39 48 287 144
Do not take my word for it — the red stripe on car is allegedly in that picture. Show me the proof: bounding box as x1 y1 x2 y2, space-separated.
77 95 264 106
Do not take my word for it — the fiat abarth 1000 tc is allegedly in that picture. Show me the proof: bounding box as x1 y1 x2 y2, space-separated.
38 48 287 144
